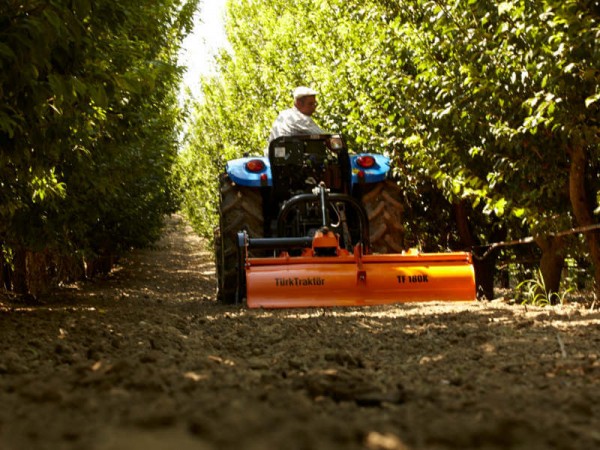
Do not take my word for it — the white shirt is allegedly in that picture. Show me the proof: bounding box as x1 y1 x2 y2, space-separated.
268 107 324 142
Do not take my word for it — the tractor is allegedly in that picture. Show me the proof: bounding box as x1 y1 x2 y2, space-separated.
215 134 475 308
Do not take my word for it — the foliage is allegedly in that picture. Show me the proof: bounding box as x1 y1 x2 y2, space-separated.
0 0 198 293
180 0 599 293
516 269 572 306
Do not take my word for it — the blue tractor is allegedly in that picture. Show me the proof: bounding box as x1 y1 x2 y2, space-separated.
215 134 405 304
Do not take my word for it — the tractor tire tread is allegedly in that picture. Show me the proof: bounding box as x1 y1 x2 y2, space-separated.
361 180 405 254
216 177 264 304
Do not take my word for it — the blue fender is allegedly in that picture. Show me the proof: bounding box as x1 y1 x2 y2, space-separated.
226 157 272 187
226 153 391 188
349 154 391 187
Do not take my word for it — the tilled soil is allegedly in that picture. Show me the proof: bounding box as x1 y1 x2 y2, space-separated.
1 215 599 450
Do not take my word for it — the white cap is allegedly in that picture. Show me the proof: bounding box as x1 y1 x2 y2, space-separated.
293 86 318 99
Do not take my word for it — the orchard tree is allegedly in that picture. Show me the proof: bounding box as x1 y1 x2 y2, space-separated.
382 0 600 295
0 0 198 295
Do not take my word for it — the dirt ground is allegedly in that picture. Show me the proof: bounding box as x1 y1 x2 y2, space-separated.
1 215 599 450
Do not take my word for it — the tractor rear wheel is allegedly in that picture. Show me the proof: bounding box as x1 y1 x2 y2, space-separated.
361 180 405 253
215 175 264 304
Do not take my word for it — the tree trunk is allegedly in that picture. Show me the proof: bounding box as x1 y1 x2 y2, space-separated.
569 144 600 299
535 235 566 299
12 247 28 295
0 248 9 290
26 250 52 298
454 200 500 300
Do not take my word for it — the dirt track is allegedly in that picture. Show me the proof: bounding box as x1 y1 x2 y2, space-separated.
1 215 599 450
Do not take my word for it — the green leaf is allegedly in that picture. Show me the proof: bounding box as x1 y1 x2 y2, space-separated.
0 43 16 60
512 207 525 218
498 2 514 15
494 198 507 216
585 93 600 108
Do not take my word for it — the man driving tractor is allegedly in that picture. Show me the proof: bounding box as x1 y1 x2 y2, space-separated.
268 86 325 142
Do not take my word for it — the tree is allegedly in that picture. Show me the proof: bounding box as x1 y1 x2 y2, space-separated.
390 0 600 296
0 0 198 295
